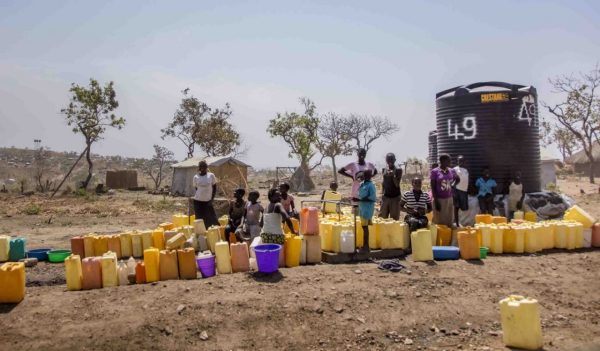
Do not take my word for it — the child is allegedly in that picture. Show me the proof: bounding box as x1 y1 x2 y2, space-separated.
507 171 525 219
261 188 297 245
239 190 263 242
279 182 297 218
475 167 497 215
357 169 377 254
225 188 246 242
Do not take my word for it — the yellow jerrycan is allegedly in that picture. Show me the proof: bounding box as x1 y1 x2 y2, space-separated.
83 234 95 258
0 235 10 262
230 242 250 273
319 221 333 252
215 241 232 274
411 229 433 261
206 226 221 253
478 225 492 249
305 235 322 264
368 222 381 249
119 232 133 258
524 225 541 253
159 222 175 231
140 230 153 251
475 214 492 224
64 254 82 291
490 225 504 254
436 225 452 246
143 248 160 283
554 222 568 249
564 205 595 228
131 231 143 258
101 252 118 288
322 190 342 213
0 262 26 303
354 219 364 248
284 235 302 268
524 211 537 222
457 229 480 260
499 295 543 350
107 235 122 259
152 228 165 250
93 235 109 256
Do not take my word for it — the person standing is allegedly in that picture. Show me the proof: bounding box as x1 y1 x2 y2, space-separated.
357 169 377 254
475 167 497 215
380 153 402 220
452 155 469 227
430 154 459 228
507 171 525 219
338 148 378 202
192 160 219 228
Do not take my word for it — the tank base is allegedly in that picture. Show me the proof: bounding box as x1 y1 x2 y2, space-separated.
321 249 406 264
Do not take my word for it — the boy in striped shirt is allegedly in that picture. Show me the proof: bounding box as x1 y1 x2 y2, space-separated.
400 177 433 232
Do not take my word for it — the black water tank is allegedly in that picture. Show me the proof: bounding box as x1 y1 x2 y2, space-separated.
435 82 540 193
428 130 438 166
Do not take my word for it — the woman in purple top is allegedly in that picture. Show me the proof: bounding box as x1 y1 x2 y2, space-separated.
430 154 460 228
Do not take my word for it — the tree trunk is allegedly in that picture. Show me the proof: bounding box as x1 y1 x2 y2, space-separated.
51 146 89 198
82 144 93 189
331 157 338 184
589 160 595 184
187 143 194 159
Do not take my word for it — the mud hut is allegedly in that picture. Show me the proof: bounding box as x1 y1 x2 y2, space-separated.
170 156 250 197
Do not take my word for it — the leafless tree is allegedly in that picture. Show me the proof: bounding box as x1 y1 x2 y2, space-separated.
542 64 600 183
33 147 55 192
346 114 399 151
316 112 354 182
146 145 175 190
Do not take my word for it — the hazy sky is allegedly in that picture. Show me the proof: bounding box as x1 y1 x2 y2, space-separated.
1 1 599 168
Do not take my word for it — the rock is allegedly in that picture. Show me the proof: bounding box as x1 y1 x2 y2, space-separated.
177 304 186 314
451 330 459 335
357 317 366 324
387 290 398 298
404 338 413 345
199 330 209 341
142 304 149 310
185 287 191 293
415 292 422 297
164 326 173 336
354 269 362 274
479 347 491 351
430 325 440 333
334 306 344 313
314 306 324 314
488 331 499 336
19 258 38 267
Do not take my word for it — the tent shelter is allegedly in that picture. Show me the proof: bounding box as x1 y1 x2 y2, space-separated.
170 156 250 197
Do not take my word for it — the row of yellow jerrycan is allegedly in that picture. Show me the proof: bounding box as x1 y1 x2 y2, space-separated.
476 220 588 254
319 217 410 252
70 225 201 260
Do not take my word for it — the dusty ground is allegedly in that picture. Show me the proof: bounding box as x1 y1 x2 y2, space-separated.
1 176 600 351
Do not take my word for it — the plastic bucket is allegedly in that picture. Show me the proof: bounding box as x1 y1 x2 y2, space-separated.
254 244 282 273
196 255 216 278
480 247 489 259
27 248 52 261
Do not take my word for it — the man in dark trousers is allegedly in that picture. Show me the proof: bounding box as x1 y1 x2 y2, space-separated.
380 153 402 220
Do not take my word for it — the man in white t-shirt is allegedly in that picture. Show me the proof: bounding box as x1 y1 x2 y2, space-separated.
338 148 378 201
192 160 219 228
452 155 469 227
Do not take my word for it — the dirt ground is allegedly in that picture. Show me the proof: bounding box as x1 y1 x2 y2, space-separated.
1 177 600 351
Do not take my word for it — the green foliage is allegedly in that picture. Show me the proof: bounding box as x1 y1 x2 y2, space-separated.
162 89 241 158
146 145 175 190
61 78 125 189
267 97 320 166
61 79 125 143
23 203 41 215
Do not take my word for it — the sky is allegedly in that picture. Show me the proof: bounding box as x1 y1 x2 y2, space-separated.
0 0 599 169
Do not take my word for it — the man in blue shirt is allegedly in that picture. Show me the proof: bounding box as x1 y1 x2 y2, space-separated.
475 167 497 215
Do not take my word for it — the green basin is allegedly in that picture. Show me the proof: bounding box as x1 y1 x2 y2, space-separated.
48 249 71 263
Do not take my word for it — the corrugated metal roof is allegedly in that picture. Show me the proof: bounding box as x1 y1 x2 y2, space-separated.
171 156 250 169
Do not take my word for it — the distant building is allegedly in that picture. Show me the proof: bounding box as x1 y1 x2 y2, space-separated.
565 142 600 176
170 156 250 197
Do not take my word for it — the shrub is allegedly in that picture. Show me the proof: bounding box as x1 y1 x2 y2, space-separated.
23 203 41 215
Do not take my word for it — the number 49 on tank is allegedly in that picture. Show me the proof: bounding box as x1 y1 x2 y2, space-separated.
447 116 477 140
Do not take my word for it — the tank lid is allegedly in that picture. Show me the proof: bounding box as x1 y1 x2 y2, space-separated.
436 82 534 99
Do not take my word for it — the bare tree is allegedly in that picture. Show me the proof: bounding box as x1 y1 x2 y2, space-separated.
316 112 353 183
346 114 399 151
146 145 174 190
542 65 600 183
541 123 579 162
